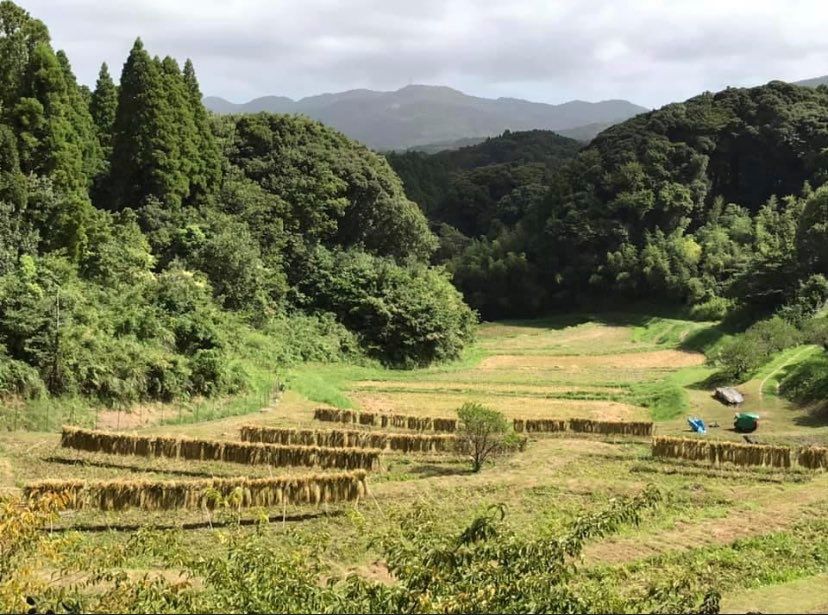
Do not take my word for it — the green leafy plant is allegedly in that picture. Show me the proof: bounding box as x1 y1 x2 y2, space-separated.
456 402 522 472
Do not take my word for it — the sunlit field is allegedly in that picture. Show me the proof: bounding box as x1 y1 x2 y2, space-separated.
2 313 827 612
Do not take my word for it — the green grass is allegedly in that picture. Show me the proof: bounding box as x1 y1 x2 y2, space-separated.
630 380 688 421
755 345 823 397
5 310 828 612
721 573 828 614
285 365 356 409
632 316 718 348
283 344 489 409
629 365 714 421
577 510 828 606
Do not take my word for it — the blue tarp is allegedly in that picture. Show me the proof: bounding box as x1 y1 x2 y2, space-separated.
688 417 706 434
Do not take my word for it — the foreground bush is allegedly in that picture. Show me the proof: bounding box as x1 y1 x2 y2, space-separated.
4 486 721 613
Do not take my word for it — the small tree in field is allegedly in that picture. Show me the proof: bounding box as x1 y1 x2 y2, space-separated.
456 402 520 472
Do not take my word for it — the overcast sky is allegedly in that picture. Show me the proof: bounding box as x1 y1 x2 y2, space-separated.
21 0 828 108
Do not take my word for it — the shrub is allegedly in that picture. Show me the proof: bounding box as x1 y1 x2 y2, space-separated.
188 349 246 397
778 274 828 325
295 248 476 367
804 317 828 350
0 356 46 399
456 402 521 472
778 352 828 404
145 353 191 402
257 313 360 364
715 316 802 381
689 296 731 321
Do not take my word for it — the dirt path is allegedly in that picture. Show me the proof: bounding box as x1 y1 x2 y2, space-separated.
758 346 814 400
582 477 828 566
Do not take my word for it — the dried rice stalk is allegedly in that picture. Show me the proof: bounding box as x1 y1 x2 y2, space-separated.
60 426 382 471
24 470 368 511
240 425 464 454
313 408 457 432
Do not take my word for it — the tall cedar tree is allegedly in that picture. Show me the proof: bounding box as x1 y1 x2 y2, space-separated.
156 55 192 204
0 2 100 195
89 62 117 158
183 59 221 203
109 41 219 209
0 0 50 118
110 39 179 208
55 50 103 187
0 123 31 273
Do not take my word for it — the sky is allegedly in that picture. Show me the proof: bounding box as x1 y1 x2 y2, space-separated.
21 0 828 109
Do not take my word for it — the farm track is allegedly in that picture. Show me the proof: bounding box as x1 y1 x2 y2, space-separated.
582 476 828 566
759 345 817 400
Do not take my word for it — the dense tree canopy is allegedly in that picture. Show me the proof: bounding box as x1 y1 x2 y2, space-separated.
0 1 475 406
226 113 436 263
388 129 581 237
0 1 101 196
394 83 828 321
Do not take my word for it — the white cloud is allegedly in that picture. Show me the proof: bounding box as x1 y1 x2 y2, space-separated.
19 0 828 107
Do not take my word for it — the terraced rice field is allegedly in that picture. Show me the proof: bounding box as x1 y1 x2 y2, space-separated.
2 313 827 612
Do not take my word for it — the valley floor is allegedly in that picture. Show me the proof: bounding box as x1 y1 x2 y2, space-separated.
2 312 827 612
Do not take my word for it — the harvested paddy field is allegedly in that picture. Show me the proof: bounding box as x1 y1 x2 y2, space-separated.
3 313 827 613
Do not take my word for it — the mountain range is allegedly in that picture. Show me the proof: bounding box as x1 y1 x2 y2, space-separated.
794 75 828 88
204 85 648 151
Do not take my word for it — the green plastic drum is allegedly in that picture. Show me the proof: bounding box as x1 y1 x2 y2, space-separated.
734 412 759 433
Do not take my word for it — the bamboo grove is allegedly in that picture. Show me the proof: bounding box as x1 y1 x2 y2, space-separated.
61 427 381 470
313 408 653 437
652 436 828 470
240 425 463 454
23 471 368 512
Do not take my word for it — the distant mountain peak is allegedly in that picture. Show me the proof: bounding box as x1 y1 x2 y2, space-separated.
794 74 828 88
397 84 463 93
204 85 647 151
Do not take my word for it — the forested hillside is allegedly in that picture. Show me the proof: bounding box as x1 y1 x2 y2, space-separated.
0 1 474 411
387 131 582 317
396 83 828 325
2 0 827 415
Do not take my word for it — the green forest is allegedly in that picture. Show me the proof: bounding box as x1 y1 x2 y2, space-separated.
389 85 828 324
388 87 828 396
1 0 827 417
0 1 474 415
